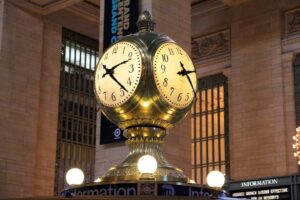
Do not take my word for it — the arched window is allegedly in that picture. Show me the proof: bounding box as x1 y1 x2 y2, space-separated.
191 73 230 184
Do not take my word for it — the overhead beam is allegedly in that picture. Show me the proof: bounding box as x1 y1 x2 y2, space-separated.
219 0 249 6
8 0 83 15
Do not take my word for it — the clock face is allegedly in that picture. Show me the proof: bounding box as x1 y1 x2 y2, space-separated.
153 42 197 109
95 41 142 107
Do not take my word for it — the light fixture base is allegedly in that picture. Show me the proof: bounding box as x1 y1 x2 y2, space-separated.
97 126 188 183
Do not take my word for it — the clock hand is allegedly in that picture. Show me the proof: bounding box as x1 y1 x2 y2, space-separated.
185 70 196 75
177 70 196 76
108 73 128 92
102 64 109 75
177 62 197 98
102 59 131 78
185 73 197 98
179 61 186 71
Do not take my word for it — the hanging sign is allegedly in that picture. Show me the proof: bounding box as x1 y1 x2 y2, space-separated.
100 0 139 144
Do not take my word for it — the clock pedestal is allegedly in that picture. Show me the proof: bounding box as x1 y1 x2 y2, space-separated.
98 127 189 183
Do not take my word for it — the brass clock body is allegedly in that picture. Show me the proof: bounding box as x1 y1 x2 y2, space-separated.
94 11 197 184
95 32 197 130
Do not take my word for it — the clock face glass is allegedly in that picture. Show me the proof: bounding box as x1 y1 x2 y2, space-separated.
153 42 197 109
95 41 142 107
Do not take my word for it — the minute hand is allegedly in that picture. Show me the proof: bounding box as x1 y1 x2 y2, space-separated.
108 73 128 92
178 61 197 98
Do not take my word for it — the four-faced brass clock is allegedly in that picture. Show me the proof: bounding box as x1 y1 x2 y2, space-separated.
95 13 197 130
94 10 197 184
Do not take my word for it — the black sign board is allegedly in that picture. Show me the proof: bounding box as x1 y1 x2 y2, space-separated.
157 183 218 197
63 183 137 196
61 182 222 198
228 176 292 200
231 187 290 200
100 115 126 144
100 0 139 144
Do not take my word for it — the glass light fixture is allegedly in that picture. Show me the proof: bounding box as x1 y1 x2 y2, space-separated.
66 168 85 185
137 155 157 174
207 170 225 188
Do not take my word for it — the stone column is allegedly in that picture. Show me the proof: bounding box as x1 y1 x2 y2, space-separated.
0 1 60 197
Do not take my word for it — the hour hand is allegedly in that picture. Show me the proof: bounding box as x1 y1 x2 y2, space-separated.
102 64 112 78
102 59 131 78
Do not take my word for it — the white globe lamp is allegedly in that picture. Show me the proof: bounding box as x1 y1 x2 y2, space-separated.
207 170 225 188
137 155 157 174
66 168 85 185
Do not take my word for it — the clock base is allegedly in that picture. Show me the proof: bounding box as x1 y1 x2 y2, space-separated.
96 127 191 183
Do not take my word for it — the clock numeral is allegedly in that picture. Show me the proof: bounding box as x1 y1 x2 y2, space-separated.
163 78 168 87
122 47 126 54
127 77 132 86
177 93 183 102
170 87 175 96
120 88 125 97
162 54 169 62
185 93 190 101
104 53 109 60
111 92 116 101
161 64 166 73
103 91 107 100
129 64 134 73
128 52 133 58
112 46 118 54
98 85 101 93
176 47 182 55
168 48 174 55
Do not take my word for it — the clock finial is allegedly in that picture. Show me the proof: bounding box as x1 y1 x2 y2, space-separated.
137 10 155 32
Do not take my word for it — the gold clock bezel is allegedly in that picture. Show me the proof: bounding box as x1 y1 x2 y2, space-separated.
149 40 197 113
94 38 148 122
94 41 143 108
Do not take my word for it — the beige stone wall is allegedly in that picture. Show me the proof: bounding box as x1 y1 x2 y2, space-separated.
192 0 300 181
0 0 100 197
0 2 59 197
95 0 192 179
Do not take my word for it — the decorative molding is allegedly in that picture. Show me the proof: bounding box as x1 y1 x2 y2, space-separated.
192 29 230 61
285 7 300 37
282 35 300 54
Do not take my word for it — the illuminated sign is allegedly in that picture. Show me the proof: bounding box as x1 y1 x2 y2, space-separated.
103 0 138 47
241 179 278 188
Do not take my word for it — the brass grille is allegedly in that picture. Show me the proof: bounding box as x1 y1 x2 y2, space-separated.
54 28 98 194
191 73 229 185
